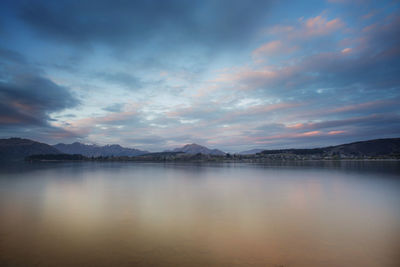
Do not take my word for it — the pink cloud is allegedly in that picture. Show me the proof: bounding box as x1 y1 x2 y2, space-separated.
329 99 398 114
211 63 307 92
328 130 346 135
253 40 282 56
265 13 344 40
206 16 350 94
287 123 304 129
55 104 141 136
246 130 324 144
362 23 377 33
298 131 321 137
283 114 392 133
303 16 344 36
241 129 351 145
341 47 352 54
252 40 298 61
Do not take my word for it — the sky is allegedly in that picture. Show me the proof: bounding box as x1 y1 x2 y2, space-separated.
0 0 399 152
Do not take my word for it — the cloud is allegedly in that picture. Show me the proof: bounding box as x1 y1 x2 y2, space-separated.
285 114 398 131
210 13 400 99
328 130 346 135
327 99 399 114
0 48 81 141
0 47 27 64
0 74 79 127
253 40 282 56
1 1 399 151
302 15 344 37
60 106 140 134
266 13 344 41
95 71 143 90
18 0 275 53
252 40 298 60
341 47 351 53
214 102 300 124
102 103 125 113
240 114 400 148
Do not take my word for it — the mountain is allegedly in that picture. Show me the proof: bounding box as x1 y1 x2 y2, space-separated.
259 138 400 157
172 143 225 155
2 137 399 162
0 138 61 161
326 138 400 156
238 149 264 155
53 142 148 157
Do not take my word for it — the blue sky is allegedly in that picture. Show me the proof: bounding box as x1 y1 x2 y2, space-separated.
0 0 399 152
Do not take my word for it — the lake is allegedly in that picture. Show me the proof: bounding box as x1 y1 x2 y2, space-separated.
0 161 399 266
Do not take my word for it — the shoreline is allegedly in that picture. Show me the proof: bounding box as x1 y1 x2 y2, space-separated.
24 157 400 163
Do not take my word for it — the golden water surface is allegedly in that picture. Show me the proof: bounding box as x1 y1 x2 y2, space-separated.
0 162 399 266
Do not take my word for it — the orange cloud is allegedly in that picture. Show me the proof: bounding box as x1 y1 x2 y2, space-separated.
298 131 321 137
328 130 346 135
286 123 304 129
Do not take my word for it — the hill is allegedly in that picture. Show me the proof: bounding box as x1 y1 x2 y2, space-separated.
172 143 225 155
53 142 148 157
259 138 400 158
0 138 61 161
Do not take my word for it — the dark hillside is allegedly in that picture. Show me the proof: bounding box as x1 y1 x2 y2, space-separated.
0 138 61 162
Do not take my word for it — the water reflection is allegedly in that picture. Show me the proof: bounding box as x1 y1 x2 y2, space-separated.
0 162 399 266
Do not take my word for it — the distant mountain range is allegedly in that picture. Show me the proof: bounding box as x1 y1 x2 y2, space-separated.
1 137 400 162
53 142 149 157
52 142 226 157
172 143 225 155
0 138 225 161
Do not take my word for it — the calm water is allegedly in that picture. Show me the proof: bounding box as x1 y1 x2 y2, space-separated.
0 161 399 267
